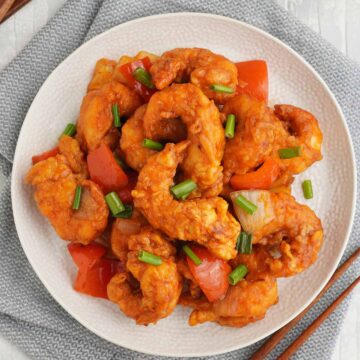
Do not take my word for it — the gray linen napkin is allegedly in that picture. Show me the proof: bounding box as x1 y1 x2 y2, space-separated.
0 0 359 359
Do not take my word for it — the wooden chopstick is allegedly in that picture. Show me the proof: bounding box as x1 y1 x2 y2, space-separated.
0 0 16 22
250 247 360 360
278 275 360 359
0 0 31 24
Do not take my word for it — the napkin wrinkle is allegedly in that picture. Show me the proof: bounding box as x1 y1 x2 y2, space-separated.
1 0 360 359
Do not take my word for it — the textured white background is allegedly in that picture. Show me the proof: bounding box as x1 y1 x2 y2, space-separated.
0 0 359 359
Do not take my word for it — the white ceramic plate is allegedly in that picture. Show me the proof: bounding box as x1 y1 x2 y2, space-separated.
11 13 356 357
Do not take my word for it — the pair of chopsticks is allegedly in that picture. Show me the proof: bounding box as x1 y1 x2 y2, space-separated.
250 247 360 359
0 0 31 24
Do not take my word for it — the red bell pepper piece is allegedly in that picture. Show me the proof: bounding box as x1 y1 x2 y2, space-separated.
32 147 59 164
68 243 124 299
116 171 138 204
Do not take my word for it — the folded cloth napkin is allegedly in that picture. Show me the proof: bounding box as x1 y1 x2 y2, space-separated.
0 0 359 359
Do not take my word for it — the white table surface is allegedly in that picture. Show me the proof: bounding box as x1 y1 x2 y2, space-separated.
0 0 359 359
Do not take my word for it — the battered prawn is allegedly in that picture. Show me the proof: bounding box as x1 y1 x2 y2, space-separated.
222 95 323 185
58 135 88 178
230 190 323 277
87 58 116 92
77 81 142 152
25 155 108 244
187 275 278 327
150 48 238 104
120 105 186 171
143 84 225 197
132 141 240 260
107 227 182 325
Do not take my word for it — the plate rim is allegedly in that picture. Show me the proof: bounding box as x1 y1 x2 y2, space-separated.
11 12 357 357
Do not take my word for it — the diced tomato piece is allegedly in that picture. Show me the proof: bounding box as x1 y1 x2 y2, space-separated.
87 143 128 194
118 57 156 101
236 60 268 102
186 246 231 302
68 243 124 299
230 159 280 190
32 147 58 164
116 171 138 204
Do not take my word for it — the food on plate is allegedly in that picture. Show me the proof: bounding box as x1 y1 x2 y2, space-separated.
26 47 324 327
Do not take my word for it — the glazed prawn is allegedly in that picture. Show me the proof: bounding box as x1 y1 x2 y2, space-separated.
87 58 116 92
143 83 225 197
120 105 186 171
107 227 182 325
222 95 323 186
25 154 108 244
187 275 278 327
132 141 240 260
77 81 142 152
150 48 238 104
230 190 323 277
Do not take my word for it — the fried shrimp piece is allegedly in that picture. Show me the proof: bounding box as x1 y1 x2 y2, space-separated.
187 275 278 327
107 227 182 325
58 135 88 178
231 190 323 277
77 81 142 152
110 209 148 264
150 48 238 104
222 95 323 185
120 105 186 171
87 58 116 92
132 142 240 260
25 155 108 244
143 84 225 197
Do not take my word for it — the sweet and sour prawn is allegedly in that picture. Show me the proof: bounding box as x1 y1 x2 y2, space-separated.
231 190 323 277
25 154 108 244
87 58 116 92
150 48 238 104
107 227 181 325
222 95 323 185
77 81 142 152
132 141 240 260
143 83 225 197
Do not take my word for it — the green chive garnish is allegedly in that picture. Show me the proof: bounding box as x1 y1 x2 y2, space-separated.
235 195 258 215
225 114 236 138
236 232 253 254
228 264 248 285
62 123 76 137
210 84 234 93
105 192 125 216
143 138 164 151
138 250 162 266
170 179 197 200
112 104 121 127
113 204 133 219
132 67 154 89
72 186 82 210
302 179 313 200
278 146 301 159
183 245 202 266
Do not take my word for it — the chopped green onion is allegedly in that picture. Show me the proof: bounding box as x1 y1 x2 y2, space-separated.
105 192 125 216
302 179 313 200
138 250 162 266
170 179 197 200
235 194 258 215
278 146 301 159
225 114 236 138
113 204 133 219
112 104 121 127
132 67 154 88
210 84 234 93
62 123 76 137
236 232 252 254
183 245 202 266
143 138 164 151
228 264 248 285
72 186 82 210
